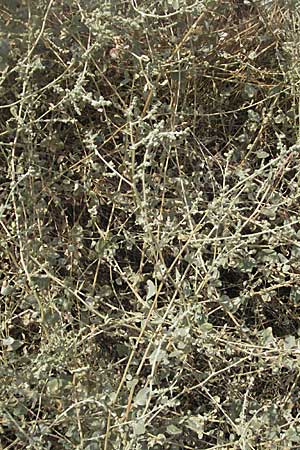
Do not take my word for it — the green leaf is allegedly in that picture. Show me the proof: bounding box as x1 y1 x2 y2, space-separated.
166 424 182 436
133 420 146 436
168 0 180 8
149 348 168 365
260 327 274 346
199 322 213 333
185 415 204 439
134 387 150 406
2 336 23 351
244 83 257 98
256 150 269 159
1 283 14 296
146 279 156 301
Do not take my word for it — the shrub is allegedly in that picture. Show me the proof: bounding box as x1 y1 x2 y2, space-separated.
1 1 300 449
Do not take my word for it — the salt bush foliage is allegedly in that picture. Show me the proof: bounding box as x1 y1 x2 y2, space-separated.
1 0 300 449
